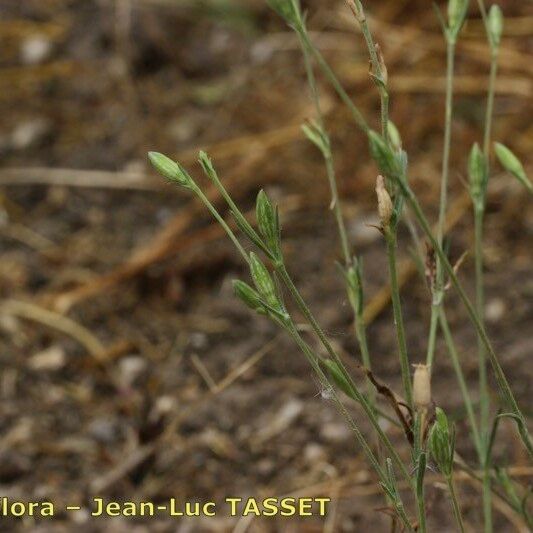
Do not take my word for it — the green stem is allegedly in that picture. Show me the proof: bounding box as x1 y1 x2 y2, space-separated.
477 8 500 524
439 307 482 457
446 475 466 533
298 28 369 135
475 208 489 443
425 307 439 367
298 32 351 265
192 172 415 508
277 263 412 483
483 52 498 156
348 0 389 139
437 39 455 257
384 226 413 411
324 153 351 264
192 185 249 262
397 181 532 455
298 30 374 407
284 320 386 479
427 38 456 368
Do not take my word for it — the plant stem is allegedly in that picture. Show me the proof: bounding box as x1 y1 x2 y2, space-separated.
477 46 499 533
483 52 498 156
396 180 532 455
298 30 375 404
192 185 249 262
277 262 412 482
193 175 417 514
298 33 351 266
474 207 489 440
297 28 369 135
427 38 456 368
384 226 413 411
475 0 500 520
446 475 466 533
346 0 389 139
284 320 385 478
439 307 482 456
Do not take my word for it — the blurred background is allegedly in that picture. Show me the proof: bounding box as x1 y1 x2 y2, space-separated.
0 0 531 531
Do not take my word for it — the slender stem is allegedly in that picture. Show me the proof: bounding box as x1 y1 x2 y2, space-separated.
414 417 427 533
384 226 413 410
290 324 415 533
298 28 369 135
425 308 439 367
476 0 489 28
277 263 412 483
477 47 499 533
284 320 386 478
427 38 456 368
476 3 500 522
483 52 498 156
192 172 415 502
192 186 249 262
416 478 427 533
439 307 482 456
475 208 489 442
446 475 466 533
324 153 351 263
298 33 351 265
298 29 375 406
437 40 455 258
398 181 532 455
346 0 390 139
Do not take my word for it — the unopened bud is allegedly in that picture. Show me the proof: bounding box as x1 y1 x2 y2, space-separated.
376 175 393 228
429 407 455 477
413 364 431 410
488 5 503 49
148 152 193 189
494 142 532 193
447 0 468 38
249 252 279 309
266 0 299 25
387 121 402 152
233 280 264 314
468 143 488 208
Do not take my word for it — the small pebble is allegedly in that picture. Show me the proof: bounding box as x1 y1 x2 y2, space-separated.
320 422 351 443
20 35 52 64
11 118 51 150
118 356 147 386
28 346 66 371
485 298 506 323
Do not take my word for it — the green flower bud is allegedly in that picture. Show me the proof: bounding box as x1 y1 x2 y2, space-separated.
198 150 217 181
488 5 503 49
323 359 356 400
429 407 455 477
256 190 281 258
233 280 264 313
266 0 299 25
387 120 402 152
494 142 532 193
148 152 192 189
368 130 400 177
468 143 488 208
447 0 469 38
249 252 279 309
